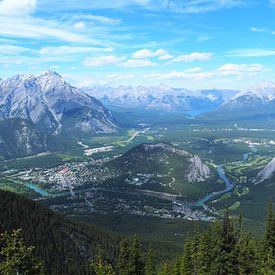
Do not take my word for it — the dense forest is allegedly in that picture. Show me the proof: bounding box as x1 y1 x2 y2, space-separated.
0 189 275 274
0 190 120 274
89 205 275 275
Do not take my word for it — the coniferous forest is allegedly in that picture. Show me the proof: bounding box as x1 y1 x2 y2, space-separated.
0 189 275 274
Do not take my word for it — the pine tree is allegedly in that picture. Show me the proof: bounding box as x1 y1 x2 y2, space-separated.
237 232 259 275
145 246 156 275
130 235 145 275
196 232 212 274
217 210 238 275
181 239 194 275
90 253 115 275
260 249 275 275
117 239 132 275
159 263 170 275
0 229 44 275
264 202 275 256
262 202 275 272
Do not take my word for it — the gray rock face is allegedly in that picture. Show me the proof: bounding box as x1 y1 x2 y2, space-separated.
255 158 275 184
0 71 118 135
0 118 48 159
188 155 211 182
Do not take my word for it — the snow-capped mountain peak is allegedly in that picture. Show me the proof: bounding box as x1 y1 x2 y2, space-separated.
234 81 275 101
0 71 118 135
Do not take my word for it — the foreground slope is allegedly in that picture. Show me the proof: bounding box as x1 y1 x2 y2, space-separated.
0 190 119 274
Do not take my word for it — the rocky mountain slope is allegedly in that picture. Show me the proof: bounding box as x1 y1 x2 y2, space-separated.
0 118 48 159
256 158 275 184
0 71 118 135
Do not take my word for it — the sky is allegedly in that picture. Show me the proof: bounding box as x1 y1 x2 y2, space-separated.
1 0 275 90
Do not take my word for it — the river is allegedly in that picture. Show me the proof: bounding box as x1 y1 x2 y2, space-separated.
195 165 235 207
25 183 49 197
195 147 256 207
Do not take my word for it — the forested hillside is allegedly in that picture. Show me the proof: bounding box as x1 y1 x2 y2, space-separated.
0 190 120 274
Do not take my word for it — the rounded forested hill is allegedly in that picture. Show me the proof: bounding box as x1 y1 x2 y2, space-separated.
0 190 120 274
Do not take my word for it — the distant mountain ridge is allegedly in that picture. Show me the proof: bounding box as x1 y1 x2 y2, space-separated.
200 81 275 121
0 71 118 135
84 85 238 114
84 81 275 119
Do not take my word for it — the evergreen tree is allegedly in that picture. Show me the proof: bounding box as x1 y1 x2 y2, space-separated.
181 239 194 274
0 229 44 275
159 263 170 275
261 203 275 273
264 202 275 256
117 236 145 275
237 232 259 275
117 239 132 275
260 249 275 275
218 210 238 275
90 253 115 275
196 232 212 274
130 235 145 275
145 246 156 275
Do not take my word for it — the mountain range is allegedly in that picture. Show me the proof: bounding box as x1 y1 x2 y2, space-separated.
0 71 118 135
85 81 275 120
205 85 275 121
85 85 238 114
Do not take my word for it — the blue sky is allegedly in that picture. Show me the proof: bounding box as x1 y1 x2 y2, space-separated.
1 0 275 89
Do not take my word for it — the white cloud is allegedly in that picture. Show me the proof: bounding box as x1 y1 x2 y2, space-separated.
0 0 37 15
217 63 268 76
176 0 244 14
78 14 121 25
250 26 275 36
73 21 86 29
133 49 152 59
143 63 269 82
122 59 156 67
133 48 169 59
158 54 173 60
145 68 211 81
83 55 122 66
184 67 202 73
172 52 213 62
227 48 275 57
0 16 96 43
0 45 35 55
39 46 113 55
251 27 267 33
